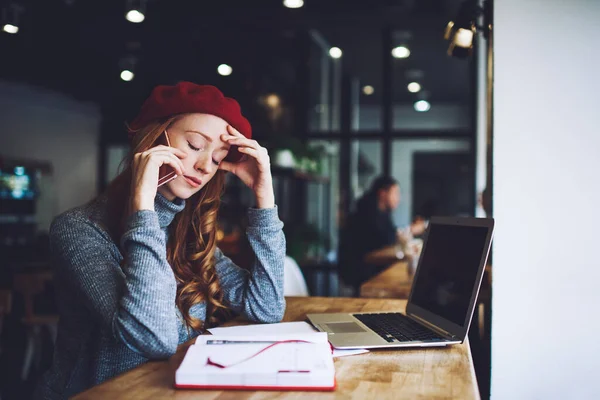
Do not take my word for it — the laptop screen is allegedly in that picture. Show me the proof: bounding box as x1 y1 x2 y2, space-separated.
410 223 489 327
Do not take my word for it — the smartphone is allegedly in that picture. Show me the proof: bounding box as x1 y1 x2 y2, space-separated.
157 130 178 187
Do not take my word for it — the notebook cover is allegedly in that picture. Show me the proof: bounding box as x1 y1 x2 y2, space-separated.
174 378 336 391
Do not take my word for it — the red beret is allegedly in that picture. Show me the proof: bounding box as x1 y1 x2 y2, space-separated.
129 81 251 162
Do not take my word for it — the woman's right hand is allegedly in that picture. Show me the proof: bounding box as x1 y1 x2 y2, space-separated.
130 145 187 212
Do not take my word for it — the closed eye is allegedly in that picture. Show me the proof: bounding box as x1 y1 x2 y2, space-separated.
188 141 202 152
213 159 220 166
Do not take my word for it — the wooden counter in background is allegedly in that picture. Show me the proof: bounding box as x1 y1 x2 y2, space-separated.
363 245 403 266
74 297 480 400
360 262 414 299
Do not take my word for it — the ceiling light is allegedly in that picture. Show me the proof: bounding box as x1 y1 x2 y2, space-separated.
120 70 134 81
126 10 144 23
126 0 146 23
283 0 304 8
454 26 475 47
414 100 431 112
329 47 342 59
218 64 233 76
266 94 281 108
444 0 491 58
2 24 18 34
362 85 374 95
391 46 410 59
1 3 24 34
119 55 137 81
445 21 475 58
407 82 421 93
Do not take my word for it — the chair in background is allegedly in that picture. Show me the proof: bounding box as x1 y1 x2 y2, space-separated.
283 256 309 296
13 271 59 381
0 290 12 355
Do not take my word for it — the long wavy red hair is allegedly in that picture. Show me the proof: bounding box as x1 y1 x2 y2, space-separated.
103 116 232 333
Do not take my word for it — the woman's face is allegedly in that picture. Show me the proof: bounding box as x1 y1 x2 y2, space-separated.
157 113 231 201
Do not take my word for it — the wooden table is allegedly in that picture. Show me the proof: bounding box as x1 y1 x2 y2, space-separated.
73 297 480 400
359 262 414 299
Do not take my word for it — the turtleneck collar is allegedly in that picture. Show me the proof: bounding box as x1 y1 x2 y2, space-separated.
154 192 186 228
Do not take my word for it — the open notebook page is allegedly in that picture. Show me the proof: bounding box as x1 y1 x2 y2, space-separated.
176 337 335 389
206 321 368 357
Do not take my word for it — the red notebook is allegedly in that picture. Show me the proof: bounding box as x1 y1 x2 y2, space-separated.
175 333 336 391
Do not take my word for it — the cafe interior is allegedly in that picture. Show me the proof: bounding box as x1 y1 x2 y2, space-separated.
1 0 598 399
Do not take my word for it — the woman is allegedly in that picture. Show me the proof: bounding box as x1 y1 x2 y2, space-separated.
354 176 401 255
36 82 286 399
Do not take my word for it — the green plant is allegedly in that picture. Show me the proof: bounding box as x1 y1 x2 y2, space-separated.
266 134 328 171
284 223 325 262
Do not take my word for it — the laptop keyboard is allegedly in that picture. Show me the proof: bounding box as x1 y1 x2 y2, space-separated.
353 313 446 343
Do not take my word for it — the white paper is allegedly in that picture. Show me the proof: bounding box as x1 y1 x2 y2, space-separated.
205 321 369 357
332 348 370 358
177 340 335 387
207 321 319 336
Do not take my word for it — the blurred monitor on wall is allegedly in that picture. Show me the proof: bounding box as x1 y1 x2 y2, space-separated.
0 166 38 201
0 165 41 247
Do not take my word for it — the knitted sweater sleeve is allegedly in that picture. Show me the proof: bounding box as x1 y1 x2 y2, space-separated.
214 206 286 322
49 210 179 359
187 206 286 328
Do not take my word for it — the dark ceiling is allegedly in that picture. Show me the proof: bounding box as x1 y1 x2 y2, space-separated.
0 0 471 135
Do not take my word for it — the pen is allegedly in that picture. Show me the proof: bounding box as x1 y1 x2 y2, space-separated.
205 340 277 345
278 370 311 373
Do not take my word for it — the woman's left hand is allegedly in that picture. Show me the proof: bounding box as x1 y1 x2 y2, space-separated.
218 125 275 209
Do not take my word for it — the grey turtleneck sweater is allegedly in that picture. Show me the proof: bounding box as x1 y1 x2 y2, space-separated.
35 193 286 399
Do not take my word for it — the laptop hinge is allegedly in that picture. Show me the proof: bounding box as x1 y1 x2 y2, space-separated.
409 313 458 340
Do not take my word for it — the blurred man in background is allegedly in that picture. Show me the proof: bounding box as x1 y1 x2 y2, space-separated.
339 176 425 292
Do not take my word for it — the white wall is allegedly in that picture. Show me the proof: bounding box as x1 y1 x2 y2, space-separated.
492 1 600 399
106 144 129 183
0 81 101 232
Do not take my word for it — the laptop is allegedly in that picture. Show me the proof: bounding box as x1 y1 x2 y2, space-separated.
307 216 494 349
